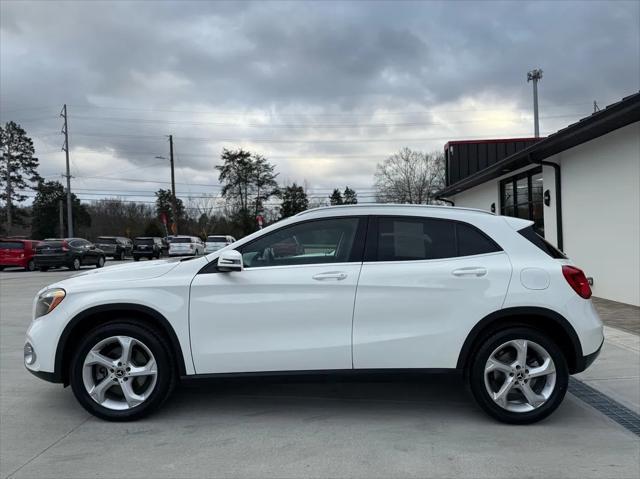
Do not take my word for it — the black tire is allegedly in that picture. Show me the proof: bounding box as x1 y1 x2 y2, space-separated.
0 266 4 271
26 259 36 272
69 321 176 421
133 256 140 262
39 266 49 272
69 257 81 271
468 327 568 425
118 250 125 261
96 256 105 268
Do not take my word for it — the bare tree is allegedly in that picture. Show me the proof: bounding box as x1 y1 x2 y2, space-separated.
373 148 445 204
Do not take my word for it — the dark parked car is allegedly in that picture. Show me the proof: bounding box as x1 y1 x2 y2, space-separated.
94 236 132 260
34 238 106 271
132 237 163 261
0 239 41 271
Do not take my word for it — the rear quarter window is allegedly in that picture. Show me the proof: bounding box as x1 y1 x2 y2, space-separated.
0 242 24 250
518 226 566 259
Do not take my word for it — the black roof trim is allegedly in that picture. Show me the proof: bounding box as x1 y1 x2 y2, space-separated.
438 91 640 197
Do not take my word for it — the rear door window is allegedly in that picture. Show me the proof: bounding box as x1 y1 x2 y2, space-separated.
375 217 502 262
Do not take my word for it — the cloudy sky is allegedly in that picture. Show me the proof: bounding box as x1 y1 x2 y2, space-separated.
1 0 639 207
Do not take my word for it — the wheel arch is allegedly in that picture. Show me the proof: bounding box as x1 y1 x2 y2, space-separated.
55 303 187 385
457 307 584 374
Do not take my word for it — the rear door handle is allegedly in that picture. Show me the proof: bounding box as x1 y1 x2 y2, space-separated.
452 267 487 277
312 271 348 281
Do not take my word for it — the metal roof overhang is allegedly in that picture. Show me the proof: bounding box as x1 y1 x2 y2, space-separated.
437 92 640 197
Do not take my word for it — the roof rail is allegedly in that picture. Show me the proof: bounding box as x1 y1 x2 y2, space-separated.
295 203 494 216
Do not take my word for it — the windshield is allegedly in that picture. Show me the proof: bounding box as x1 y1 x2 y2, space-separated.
97 237 117 244
0 242 24 250
207 236 227 242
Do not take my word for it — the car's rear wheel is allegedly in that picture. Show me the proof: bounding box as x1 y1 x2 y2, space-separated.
96 256 105 268
468 327 568 424
118 250 125 261
69 321 176 421
26 260 36 271
39 266 49 272
69 257 81 270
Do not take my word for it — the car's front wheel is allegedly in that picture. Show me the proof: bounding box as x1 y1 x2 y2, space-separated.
96 256 105 268
69 321 176 421
26 259 36 271
468 327 568 424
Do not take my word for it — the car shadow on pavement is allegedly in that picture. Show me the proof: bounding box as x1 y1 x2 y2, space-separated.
162 373 482 420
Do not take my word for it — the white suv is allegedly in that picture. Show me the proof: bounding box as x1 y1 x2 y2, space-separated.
24 205 603 423
168 236 204 256
205 235 236 254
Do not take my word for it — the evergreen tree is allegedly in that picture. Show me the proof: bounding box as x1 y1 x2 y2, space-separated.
31 181 90 239
0 121 41 234
279 183 309 218
329 188 343 205
343 186 358 204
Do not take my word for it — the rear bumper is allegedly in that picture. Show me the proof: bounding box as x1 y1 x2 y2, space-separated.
0 258 29 268
34 255 72 267
574 336 604 374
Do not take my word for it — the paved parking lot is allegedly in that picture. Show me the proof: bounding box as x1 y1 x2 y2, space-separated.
1 264 639 478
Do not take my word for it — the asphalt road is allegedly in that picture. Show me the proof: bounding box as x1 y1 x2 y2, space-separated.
1 263 639 479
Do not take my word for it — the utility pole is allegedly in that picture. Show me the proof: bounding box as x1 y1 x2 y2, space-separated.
169 135 178 234
527 69 543 138
60 104 73 237
58 199 64 238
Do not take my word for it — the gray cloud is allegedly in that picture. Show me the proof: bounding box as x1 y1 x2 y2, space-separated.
1 0 638 203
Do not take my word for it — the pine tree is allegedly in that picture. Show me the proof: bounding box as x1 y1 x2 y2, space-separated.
0 121 41 234
279 183 309 218
329 188 343 205
343 186 358 204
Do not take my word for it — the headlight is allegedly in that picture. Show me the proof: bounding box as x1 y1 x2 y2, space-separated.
35 288 66 318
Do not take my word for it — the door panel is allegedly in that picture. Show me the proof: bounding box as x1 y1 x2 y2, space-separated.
353 252 511 369
189 262 362 373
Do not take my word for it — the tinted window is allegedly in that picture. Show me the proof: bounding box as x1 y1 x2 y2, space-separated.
519 226 566 259
0 242 24 250
207 236 227 242
456 223 501 256
134 238 154 245
171 237 192 243
376 217 501 261
97 237 117 244
239 218 360 268
378 218 456 261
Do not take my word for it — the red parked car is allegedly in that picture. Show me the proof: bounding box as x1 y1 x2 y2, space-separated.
0 239 41 271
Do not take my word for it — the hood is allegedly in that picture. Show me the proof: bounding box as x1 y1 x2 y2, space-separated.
59 258 183 286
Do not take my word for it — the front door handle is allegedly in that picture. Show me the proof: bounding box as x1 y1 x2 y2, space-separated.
312 271 348 281
452 267 487 277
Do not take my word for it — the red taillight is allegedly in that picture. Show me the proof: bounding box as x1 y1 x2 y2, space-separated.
562 265 592 299
62 241 70 252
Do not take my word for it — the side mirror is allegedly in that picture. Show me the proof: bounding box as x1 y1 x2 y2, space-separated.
217 249 243 272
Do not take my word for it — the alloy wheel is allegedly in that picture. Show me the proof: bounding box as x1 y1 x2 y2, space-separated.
82 335 158 410
73 258 81 270
484 339 556 412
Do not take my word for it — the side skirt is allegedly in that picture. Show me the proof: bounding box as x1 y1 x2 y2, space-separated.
181 368 461 383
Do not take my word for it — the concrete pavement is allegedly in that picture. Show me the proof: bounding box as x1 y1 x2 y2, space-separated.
1 266 639 478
